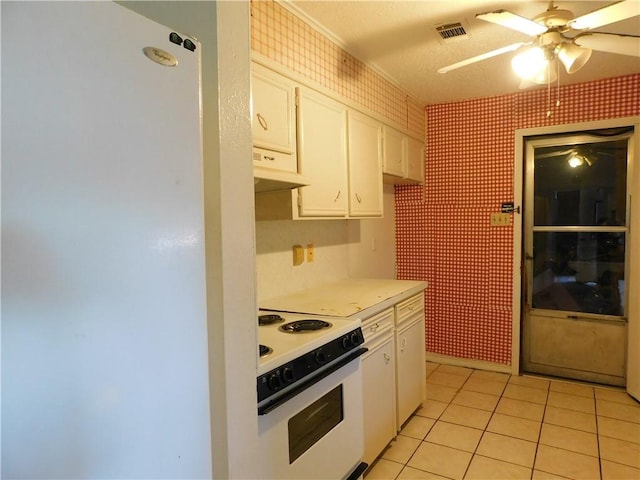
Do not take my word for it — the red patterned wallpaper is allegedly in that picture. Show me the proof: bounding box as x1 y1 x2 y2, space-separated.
250 0 424 137
396 74 640 365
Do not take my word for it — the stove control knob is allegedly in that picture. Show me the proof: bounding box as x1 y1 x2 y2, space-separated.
282 367 295 383
315 351 327 365
267 372 281 390
350 332 362 346
341 336 352 350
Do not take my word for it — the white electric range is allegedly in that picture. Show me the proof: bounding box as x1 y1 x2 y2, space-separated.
256 310 368 480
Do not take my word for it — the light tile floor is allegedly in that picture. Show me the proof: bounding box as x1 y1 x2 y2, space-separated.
365 362 640 480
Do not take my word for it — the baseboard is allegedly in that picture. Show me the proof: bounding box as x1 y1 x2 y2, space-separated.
425 352 514 374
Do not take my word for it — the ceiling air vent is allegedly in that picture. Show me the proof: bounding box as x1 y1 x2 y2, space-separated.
436 22 469 42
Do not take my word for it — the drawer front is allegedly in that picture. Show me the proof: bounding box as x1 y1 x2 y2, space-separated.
253 147 297 174
395 292 424 326
362 308 394 343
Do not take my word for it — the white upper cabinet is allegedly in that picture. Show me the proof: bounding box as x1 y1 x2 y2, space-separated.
382 125 407 178
251 64 310 192
347 110 383 217
252 63 296 160
406 136 425 183
382 125 424 184
296 86 348 217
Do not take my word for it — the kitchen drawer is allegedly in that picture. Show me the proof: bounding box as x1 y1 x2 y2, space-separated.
362 308 394 343
395 292 424 327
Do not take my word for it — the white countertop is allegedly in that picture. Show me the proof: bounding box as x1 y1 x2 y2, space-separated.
260 278 427 319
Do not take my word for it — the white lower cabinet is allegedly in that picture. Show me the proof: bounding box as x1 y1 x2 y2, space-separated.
361 308 396 466
394 293 426 428
361 292 426 466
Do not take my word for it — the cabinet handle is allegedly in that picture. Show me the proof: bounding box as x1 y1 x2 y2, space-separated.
264 156 275 161
334 190 341 202
256 113 268 131
401 338 407 352
383 353 390 364
355 193 362 203
370 323 379 332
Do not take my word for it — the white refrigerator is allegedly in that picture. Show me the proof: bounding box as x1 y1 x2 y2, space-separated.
2 2 211 478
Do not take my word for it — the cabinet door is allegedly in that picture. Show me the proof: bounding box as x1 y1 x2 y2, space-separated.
251 64 297 173
406 137 424 183
297 87 348 217
362 336 396 466
347 111 383 217
395 319 426 428
382 126 407 178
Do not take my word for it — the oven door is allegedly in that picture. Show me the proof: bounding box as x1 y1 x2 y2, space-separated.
258 357 364 480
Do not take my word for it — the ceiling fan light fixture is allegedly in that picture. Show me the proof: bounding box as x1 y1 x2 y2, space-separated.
530 60 558 84
511 45 547 80
568 153 586 168
557 42 592 74
512 45 558 83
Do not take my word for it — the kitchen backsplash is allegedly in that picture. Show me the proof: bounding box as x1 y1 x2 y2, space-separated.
256 186 397 303
255 219 350 302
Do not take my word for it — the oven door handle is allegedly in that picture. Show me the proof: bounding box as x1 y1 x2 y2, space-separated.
258 347 368 416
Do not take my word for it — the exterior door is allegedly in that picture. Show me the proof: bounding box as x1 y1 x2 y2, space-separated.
522 130 632 386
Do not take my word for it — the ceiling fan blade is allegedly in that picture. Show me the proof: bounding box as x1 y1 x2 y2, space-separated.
437 42 526 74
535 149 574 159
476 10 547 36
575 32 640 57
569 0 640 30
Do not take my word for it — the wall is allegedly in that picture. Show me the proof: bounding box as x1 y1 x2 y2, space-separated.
251 1 424 138
2 2 259 479
252 1 422 300
119 5 259 478
348 184 398 279
396 74 640 366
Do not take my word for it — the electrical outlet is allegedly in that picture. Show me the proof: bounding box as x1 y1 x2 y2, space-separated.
307 244 314 262
292 245 304 265
490 213 511 226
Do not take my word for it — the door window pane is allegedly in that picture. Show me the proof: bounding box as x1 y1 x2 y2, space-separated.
534 139 627 227
532 231 625 316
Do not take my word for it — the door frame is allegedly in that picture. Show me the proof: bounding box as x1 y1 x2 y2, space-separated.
512 116 640 376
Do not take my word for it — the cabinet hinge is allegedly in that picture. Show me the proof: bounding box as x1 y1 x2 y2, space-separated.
295 88 299 107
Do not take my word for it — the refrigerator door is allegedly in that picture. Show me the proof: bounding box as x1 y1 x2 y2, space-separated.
2 2 210 478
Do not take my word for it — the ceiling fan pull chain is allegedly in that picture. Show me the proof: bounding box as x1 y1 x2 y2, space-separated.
556 60 561 108
546 70 552 118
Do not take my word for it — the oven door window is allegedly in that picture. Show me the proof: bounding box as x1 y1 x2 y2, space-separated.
288 385 343 464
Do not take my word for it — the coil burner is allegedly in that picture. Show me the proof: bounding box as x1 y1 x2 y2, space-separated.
278 319 332 333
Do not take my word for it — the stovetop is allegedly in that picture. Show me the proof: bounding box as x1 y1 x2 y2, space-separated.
257 310 362 376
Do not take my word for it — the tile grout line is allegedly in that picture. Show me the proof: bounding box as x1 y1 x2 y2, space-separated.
529 384 550 480
459 369 509 480
594 389 604 480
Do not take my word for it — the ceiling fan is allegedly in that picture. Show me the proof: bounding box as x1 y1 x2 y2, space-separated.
536 143 622 168
438 0 640 85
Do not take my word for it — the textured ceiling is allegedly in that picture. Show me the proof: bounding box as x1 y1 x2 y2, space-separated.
286 0 640 104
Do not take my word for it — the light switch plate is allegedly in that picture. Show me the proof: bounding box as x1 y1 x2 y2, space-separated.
490 212 511 226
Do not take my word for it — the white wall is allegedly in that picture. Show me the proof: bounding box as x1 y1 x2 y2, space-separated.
348 184 397 279
2 2 259 479
255 219 351 302
255 185 397 303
